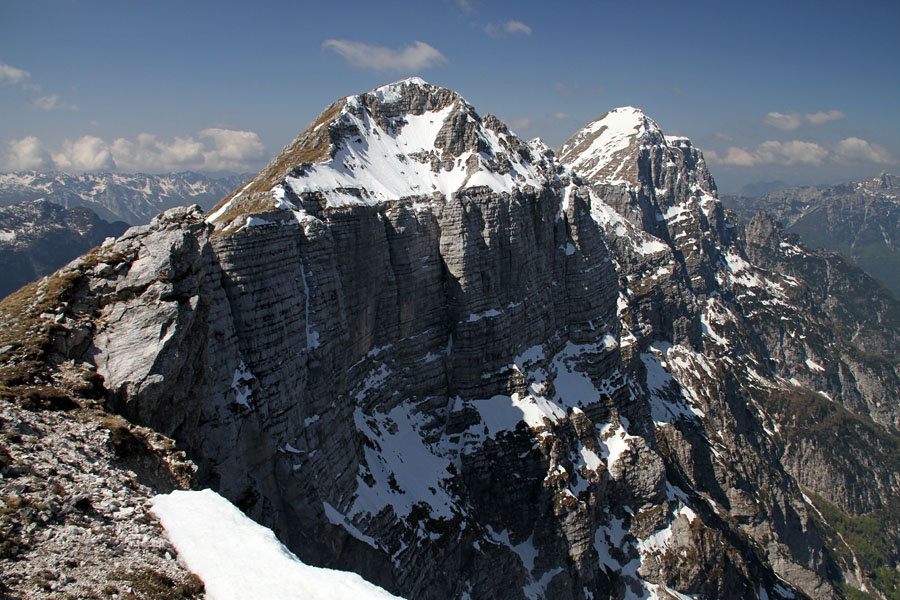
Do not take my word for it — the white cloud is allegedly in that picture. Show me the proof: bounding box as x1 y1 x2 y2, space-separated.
3 128 265 173
834 137 894 164
710 137 893 168
763 140 828 165
52 136 116 171
764 109 847 129
711 140 828 166
554 112 569 120
1 60 80 111
503 20 532 35
763 111 803 131
198 128 266 170
714 131 733 141
111 133 204 172
805 109 845 125
455 0 473 13
0 61 29 85
111 128 264 172
3 136 53 171
30 94 78 111
322 39 447 72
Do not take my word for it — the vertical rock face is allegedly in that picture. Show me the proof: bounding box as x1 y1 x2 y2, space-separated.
8 79 900 600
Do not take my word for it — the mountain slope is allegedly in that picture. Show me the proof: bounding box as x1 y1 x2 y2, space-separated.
723 173 900 297
1 78 898 600
0 199 129 299
0 171 247 225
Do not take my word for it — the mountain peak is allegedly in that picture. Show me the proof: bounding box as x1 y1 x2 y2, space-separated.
208 80 552 231
371 76 432 102
557 106 667 185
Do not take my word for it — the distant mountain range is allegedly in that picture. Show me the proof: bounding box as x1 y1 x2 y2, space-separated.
0 171 247 225
723 172 900 297
0 198 129 298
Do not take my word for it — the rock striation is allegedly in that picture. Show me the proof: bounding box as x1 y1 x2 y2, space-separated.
1 78 898 600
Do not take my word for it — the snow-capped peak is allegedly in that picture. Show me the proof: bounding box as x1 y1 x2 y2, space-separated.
208 80 555 231
372 77 431 103
557 107 667 185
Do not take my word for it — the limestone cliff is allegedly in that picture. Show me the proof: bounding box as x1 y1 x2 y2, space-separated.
1 78 898 600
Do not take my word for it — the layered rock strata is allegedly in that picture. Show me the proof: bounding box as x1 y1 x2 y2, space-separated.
1 78 898 600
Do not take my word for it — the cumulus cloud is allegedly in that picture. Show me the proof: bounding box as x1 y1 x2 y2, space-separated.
764 109 847 130
834 137 894 164
763 112 804 131
3 136 53 171
710 137 894 167
712 140 828 166
30 94 78 111
111 133 204 172
806 109 846 125
0 61 30 85
322 39 447 72
198 128 266 170
111 128 264 172
3 128 265 173
52 136 116 171
765 140 829 165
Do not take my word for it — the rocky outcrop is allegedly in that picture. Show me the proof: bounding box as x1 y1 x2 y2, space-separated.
723 172 900 296
1 78 898 600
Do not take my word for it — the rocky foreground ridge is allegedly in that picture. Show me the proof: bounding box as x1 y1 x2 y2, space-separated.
1 78 899 600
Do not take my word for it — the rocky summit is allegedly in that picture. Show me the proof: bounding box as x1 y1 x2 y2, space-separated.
1 78 898 600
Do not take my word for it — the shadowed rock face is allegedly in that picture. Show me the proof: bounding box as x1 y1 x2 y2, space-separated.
4 78 899 600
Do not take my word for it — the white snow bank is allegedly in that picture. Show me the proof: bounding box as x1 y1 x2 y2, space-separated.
150 489 404 600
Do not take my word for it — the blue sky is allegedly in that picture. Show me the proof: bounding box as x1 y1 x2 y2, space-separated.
1 0 898 191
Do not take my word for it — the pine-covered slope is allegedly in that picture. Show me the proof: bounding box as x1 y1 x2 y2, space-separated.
0 171 247 225
1 78 898 600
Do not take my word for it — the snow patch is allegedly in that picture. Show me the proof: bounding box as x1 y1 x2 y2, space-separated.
230 361 256 408
150 489 404 600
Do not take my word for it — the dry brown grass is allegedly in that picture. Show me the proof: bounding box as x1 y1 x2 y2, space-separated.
208 98 347 228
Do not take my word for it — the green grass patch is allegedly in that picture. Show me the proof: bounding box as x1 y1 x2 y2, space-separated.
807 491 900 600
